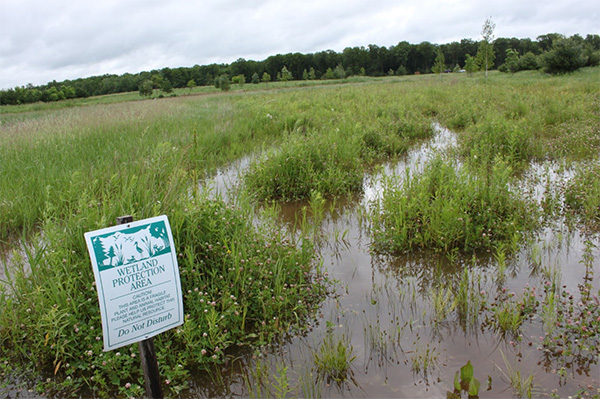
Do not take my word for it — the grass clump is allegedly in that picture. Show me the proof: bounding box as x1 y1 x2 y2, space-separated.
313 332 356 384
0 194 329 397
245 133 363 202
371 155 537 254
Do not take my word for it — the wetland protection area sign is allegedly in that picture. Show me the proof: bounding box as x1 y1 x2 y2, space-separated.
84 215 183 351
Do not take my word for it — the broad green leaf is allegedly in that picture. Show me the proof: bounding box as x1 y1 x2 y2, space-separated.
460 360 474 382
454 370 461 391
468 376 481 397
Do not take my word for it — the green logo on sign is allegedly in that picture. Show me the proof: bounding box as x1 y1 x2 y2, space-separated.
90 221 171 271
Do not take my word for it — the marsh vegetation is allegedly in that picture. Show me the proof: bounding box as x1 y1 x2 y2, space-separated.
1 69 599 398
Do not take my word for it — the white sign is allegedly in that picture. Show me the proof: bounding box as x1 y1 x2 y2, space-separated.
84 215 184 351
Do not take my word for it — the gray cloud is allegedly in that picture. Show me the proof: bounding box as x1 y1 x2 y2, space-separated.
1 0 598 89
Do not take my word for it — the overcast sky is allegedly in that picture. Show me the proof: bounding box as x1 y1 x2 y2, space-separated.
1 0 598 89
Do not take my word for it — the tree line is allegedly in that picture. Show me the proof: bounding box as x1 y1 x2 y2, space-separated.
1 33 599 105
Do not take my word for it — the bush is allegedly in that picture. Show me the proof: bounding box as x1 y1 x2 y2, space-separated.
518 52 540 71
542 39 588 74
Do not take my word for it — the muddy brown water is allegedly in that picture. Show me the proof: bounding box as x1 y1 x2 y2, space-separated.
183 125 599 398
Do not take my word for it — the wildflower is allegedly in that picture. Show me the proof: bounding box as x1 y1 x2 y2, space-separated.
125 383 131 389
201 349 207 355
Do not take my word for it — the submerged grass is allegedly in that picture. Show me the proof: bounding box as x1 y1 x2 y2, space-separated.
313 331 356 384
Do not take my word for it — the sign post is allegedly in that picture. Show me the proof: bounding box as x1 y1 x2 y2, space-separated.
84 215 184 399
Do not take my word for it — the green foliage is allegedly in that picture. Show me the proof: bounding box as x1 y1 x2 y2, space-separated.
371 156 537 254
218 74 231 91
244 133 363 202
261 72 271 83
138 80 153 97
464 54 478 75
499 48 519 73
232 74 246 86
279 66 293 82
432 49 446 74
333 64 346 79
251 72 260 84
542 38 588 74
478 17 496 77
186 79 196 90
313 332 356 383
564 161 600 229
518 52 540 71
476 41 495 75
451 361 481 397
160 78 173 94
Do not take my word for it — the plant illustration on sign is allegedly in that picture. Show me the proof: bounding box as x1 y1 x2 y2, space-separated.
91 221 170 270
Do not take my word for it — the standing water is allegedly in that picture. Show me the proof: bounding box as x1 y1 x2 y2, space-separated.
185 124 599 398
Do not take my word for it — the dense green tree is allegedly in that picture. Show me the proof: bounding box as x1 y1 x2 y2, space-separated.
413 42 437 73
279 66 293 82
464 54 478 75
432 49 446 74
499 48 519 73
262 72 271 83
537 33 565 52
308 67 317 80
138 80 154 97
518 52 540 71
160 78 173 94
333 64 346 79
542 38 588 74
251 72 260 84
186 79 196 91
218 75 230 91
232 74 246 87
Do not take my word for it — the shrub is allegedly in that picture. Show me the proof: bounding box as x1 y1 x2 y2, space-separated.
542 38 588 74
518 52 540 71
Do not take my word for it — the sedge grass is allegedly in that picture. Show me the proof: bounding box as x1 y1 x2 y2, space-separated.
371 155 538 254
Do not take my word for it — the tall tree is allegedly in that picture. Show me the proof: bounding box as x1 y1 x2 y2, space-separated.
138 80 153 97
478 17 496 78
464 54 478 75
432 49 446 74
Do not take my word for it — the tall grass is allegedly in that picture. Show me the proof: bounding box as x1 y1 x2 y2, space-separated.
371 155 537 254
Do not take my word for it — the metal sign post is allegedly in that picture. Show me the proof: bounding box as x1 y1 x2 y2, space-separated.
117 216 163 399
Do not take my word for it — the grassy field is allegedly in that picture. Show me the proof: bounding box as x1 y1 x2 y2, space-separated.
1 68 599 397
